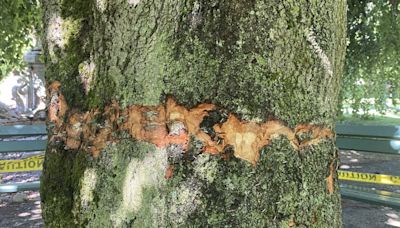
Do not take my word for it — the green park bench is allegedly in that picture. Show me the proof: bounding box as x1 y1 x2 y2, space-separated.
336 123 400 209
0 123 399 209
0 124 46 193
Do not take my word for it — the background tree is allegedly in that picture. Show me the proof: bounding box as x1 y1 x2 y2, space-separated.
40 0 346 227
342 0 400 117
0 0 40 78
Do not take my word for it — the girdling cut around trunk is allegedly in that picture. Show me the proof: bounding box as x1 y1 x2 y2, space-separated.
48 81 336 193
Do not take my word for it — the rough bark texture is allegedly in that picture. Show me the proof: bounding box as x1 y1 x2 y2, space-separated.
40 0 346 227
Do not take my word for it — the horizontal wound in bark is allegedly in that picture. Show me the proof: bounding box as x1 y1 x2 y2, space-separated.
48 81 333 165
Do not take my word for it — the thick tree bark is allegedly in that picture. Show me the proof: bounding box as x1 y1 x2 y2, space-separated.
40 0 346 227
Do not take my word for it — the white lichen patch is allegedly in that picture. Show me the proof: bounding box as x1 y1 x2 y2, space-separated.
166 144 185 163
193 154 218 183
167 121 186 135
78 60 95 94
96 0 107 12
46 14 64 62
190 1 202 28
128 0 140 7
306 28 333 77
79 168 98 209
46 14 81 63
111 148 167 226
169 177 203 225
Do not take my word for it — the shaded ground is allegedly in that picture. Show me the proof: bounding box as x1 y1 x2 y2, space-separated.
343 199 400 228
0 191 43 228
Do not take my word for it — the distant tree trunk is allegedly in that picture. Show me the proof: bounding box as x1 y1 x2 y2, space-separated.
40 0 346 227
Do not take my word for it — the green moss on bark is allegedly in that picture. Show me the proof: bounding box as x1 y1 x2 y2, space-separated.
40 145 89 227
163 0 346 127
44 0 346 125
72 140 164 227
42 0 93 109
78 137 340 227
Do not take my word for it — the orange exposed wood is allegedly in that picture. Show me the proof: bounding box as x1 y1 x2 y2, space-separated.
47 83 334 165
295 124 334 148
165 165 175 179
123 105 168 146
326 162 335 194
48 81 68 128
218 115 261 164
165 98 216 149
65 112 83 149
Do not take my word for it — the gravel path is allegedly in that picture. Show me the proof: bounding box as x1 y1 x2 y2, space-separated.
0 192 43 228
343 199 400 228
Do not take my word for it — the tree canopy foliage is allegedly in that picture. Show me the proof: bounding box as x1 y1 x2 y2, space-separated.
343 0 400 117
0 0 40 79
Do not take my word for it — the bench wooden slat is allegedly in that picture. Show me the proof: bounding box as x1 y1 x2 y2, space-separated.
0 140 47 153
340 185 400 209
336 124 400 140
0 124 47 137
0 181 40 193
337 137 400 154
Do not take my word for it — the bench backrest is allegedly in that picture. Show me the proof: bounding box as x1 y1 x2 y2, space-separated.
0 124 47 153
336 124 400 155
0 124 46 193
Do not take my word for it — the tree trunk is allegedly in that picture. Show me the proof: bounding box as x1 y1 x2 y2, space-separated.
40 0 346 227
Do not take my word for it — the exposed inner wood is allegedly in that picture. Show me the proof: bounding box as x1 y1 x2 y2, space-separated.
48 81 68 128
326 162 335 194
48 81 334 165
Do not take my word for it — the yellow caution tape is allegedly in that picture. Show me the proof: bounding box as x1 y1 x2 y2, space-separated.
338 170 400 186
0 155 44 173
1 155 399 186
